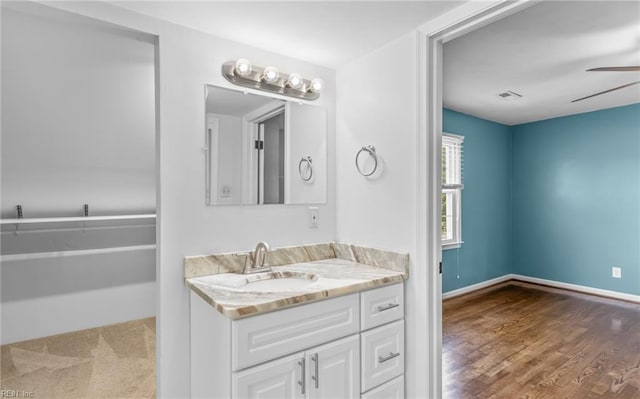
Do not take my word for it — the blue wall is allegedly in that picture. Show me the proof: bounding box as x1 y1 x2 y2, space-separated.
442 104 640 296
442 109 512 292
512 104 640 295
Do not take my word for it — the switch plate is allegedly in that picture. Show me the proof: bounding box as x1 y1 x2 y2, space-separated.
308 207 319 228
612 267 621 278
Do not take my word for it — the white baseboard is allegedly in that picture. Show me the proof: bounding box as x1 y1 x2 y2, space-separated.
510 274 640 304
443 273 640 304
442 274 512 299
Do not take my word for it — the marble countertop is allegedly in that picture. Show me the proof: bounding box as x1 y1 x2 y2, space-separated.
186 258 407 319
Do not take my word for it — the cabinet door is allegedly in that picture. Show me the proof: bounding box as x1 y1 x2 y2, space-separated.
232 353 305 399
306 334 360 399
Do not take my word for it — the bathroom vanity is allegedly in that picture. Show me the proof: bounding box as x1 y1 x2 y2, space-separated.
186 243 408 399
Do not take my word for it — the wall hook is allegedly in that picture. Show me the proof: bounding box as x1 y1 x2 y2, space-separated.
14 204 23 236
83 204 89 231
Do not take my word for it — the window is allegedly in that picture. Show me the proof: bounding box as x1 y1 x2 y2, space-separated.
442 133 463 249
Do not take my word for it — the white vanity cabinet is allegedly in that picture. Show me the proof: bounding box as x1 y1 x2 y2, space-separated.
190 283 405 399
232 334 360 399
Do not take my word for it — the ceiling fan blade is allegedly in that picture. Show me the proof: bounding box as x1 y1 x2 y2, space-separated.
586 66 640 72
571 81 640 103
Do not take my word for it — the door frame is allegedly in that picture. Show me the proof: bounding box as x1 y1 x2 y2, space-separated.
416 1 535 397
242 103 286 204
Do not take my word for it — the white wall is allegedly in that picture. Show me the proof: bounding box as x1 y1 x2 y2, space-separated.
155 29 336 397
38 2 338 397
336 33 427 398
1 5 157 344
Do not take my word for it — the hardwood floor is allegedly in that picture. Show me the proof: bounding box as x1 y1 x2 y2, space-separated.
443 282 640 399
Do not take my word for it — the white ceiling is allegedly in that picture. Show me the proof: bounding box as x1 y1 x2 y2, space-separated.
443 1 640 126
111 1 639 125
112 1 462 69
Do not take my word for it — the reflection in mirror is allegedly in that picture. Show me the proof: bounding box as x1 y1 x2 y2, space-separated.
259 112 285 204
205 85 327 206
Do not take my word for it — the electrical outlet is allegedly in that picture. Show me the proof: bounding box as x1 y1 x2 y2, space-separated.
612 267 621 278
221 185 232 198
308 207 319 228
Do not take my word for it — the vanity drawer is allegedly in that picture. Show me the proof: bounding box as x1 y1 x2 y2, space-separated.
361 320 404 392
361 375 404 399
232 293 359 370
360 283 403 331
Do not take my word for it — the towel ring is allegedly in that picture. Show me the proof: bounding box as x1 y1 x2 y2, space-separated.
298 156 313 181
355 145 378 176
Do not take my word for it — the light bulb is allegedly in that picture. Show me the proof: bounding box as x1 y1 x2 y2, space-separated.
308 78 324 93
262 66 280 83
234 58 252 77
286 73 304 90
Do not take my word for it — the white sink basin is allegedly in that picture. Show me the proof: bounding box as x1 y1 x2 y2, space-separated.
241 276 317 291
213 271 318 293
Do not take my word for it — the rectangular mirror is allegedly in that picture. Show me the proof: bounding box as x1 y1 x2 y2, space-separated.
205 85 327 206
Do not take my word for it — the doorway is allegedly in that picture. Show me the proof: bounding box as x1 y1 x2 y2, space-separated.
0 2 160 398
424 3 638 398
256 111 285 204
419 1 539 397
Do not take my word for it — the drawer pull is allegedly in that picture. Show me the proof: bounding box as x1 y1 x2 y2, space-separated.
297 358 305 394
378 351 401 363
376 303 399 312
311 353 319 388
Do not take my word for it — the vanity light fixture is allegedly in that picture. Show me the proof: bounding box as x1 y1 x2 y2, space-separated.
222 59 323 100
234 58 252 77
286 73 304 90
309 78 324 94
261 66 280 83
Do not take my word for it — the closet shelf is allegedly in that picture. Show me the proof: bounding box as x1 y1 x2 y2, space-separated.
0 214 156 225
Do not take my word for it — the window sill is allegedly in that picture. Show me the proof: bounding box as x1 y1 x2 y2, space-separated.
442 242 463 250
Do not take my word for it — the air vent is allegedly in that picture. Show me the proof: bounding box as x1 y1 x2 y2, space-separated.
497 90 523 100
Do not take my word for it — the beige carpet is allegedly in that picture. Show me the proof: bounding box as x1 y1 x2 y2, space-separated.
1 318 156 399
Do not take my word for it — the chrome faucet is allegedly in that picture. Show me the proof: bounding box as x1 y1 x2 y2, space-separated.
243 241 271 274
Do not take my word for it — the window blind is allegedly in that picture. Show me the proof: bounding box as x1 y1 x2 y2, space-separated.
442 134 464 190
